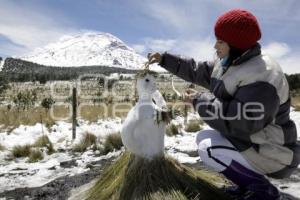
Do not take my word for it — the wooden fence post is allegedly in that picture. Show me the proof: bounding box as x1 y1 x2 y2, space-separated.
72 87 77 140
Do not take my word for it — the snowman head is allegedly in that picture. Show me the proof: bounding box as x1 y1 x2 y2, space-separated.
136 70 158 100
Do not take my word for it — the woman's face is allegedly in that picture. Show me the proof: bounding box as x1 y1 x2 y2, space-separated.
214 40 230 59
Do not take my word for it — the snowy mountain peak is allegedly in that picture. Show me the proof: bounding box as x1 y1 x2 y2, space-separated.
20 32 147 69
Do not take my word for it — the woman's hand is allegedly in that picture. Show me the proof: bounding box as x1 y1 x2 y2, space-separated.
183 88 200 104
147 52 162 64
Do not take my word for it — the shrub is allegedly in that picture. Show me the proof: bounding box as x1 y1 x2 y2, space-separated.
34 135 55 154
13 90 37 110
12 145 32 158
28 149 44 163
73 132 97 152
102 133 123 154
166 123 180 136
41 97 55 111
184 120 202 132
0 73 9 95
0 143 6 151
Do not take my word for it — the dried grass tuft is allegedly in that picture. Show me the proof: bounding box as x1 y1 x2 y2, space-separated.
87 152 231 200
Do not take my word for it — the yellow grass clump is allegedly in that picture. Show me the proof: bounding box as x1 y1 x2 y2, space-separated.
86 152 231 200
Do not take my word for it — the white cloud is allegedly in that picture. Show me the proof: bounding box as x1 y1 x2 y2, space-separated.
139 2 192 30
262 42 290 59
132 0 300 47
132 44 146 54
174 38 215 61
144 38 177 52
132 38 177 55
0 0 77 56
280 54 300 74
132 0 213 35
132 37 215 61
262 42 300 74
195 0 300 22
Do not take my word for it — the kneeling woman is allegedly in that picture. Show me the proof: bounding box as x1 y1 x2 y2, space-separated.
148 9 300 200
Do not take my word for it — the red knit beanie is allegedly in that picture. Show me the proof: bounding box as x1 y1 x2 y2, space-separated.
214 9 261 50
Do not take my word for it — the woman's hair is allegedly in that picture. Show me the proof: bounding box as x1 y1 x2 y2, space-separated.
223 46 245 67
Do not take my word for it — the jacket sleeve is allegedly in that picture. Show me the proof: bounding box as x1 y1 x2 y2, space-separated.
193 81 280 139
159 52 214 89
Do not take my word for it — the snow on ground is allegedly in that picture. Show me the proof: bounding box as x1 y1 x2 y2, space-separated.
270 108 300 198
290 107 300 132
165 132 199 164
0 111 300 198
0 118 122 149
0 118 122 192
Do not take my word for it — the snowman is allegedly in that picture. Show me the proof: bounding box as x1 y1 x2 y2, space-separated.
88 70 230 200
121 70 168 159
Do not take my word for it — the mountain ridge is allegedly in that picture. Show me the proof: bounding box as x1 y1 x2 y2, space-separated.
20 32 147 69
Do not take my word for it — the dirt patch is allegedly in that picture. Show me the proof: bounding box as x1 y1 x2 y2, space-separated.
0 157 115 200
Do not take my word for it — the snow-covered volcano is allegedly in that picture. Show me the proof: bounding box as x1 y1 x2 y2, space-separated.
20 32 147 69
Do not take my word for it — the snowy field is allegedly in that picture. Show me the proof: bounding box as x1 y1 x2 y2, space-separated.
0 111 300 199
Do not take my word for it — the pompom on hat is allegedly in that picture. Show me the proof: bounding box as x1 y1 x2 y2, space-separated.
214 9 261 50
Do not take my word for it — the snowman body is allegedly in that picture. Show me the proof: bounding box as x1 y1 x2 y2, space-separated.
121 73 166 159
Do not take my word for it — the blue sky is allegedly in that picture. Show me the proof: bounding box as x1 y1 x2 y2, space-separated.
0 0 300 73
